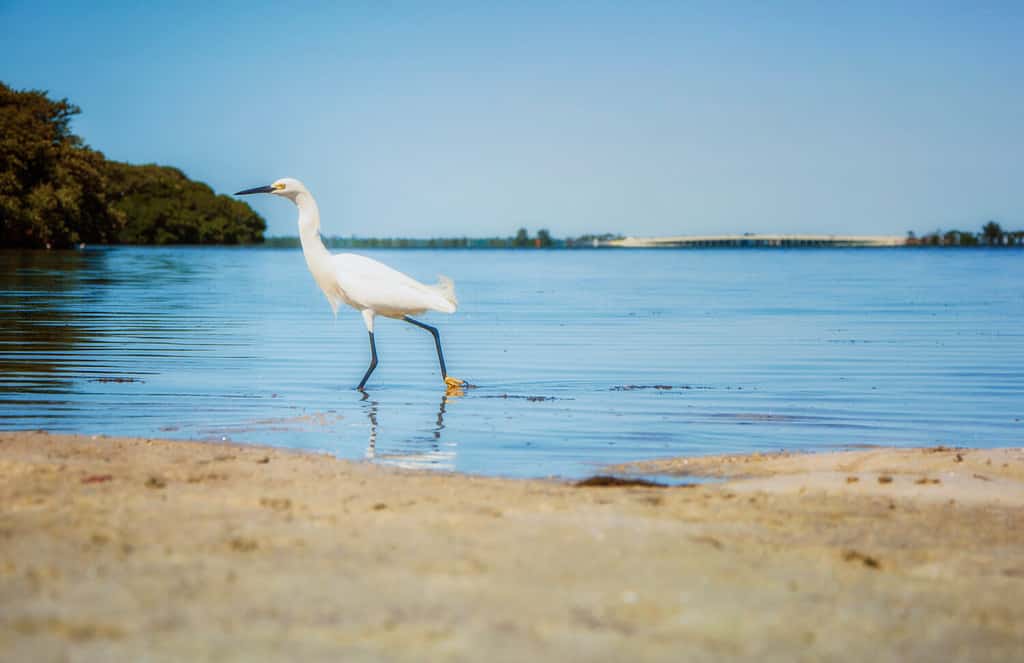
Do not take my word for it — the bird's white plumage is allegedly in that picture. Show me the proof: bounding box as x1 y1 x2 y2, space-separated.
330 253 457 318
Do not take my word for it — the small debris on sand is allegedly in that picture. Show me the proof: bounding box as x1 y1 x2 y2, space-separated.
260 497 292 511
690 535 724 550
229 537 259 552
878 475 893 484
575 475 665 488
842 550 881 569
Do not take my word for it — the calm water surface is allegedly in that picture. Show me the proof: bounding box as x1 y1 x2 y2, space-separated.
1 247 1022 478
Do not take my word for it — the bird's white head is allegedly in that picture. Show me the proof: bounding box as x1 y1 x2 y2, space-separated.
235 177 309 202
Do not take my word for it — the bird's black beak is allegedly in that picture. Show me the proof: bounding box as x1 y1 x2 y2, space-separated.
235 185 275 195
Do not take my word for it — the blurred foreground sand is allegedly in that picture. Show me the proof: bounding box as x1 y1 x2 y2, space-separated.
1 432 1022 662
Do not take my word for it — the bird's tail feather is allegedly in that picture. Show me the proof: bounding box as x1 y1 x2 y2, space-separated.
432 275 458 312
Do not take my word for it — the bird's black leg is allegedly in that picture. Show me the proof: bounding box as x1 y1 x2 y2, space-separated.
357 331 378 390
403 316 447 379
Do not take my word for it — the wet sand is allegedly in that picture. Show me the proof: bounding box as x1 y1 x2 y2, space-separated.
1 432 1022 662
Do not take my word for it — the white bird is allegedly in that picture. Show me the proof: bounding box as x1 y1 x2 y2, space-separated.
236 178 463 392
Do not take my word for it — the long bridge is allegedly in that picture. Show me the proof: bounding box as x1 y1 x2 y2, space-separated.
600 234 906 248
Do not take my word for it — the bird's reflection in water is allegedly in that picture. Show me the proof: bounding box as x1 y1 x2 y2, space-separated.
363 393 378 459
361 391 457 470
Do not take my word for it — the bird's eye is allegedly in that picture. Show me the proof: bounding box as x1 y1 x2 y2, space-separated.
273 183 285 190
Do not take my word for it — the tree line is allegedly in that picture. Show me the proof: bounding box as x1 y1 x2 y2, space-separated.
907 221 1023 247
1 82 265 249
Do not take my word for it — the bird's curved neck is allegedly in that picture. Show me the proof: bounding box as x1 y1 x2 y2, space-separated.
296 192 329 259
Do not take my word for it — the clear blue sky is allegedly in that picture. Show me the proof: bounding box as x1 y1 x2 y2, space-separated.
3 1 1021 238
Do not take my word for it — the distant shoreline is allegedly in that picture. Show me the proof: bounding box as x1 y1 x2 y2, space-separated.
252 235 1024 250
10 238 1024 251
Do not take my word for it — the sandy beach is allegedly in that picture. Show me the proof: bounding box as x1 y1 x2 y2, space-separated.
1 431 1022 662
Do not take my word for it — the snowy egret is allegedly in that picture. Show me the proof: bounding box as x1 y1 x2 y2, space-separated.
236 178 463 392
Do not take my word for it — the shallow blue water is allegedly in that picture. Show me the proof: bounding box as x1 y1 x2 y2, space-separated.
1 247 1022 478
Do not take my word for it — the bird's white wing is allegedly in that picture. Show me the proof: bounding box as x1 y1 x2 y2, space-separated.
331 253 457 318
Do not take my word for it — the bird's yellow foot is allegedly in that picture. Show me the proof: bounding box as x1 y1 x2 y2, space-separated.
444 376 465 396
